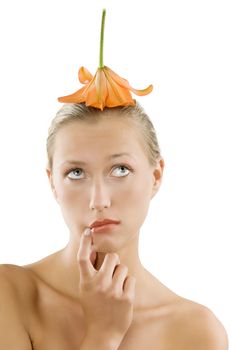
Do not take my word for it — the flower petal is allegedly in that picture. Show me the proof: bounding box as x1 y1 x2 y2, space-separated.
78 66 93 84
85 69 108 110
129 84 153 96
106 83 135 107
105 66 153 96
57 86 87 103
104 68 135 107
96 69 108 108
104 66 131 89
58 71 97 103
85 83 98 106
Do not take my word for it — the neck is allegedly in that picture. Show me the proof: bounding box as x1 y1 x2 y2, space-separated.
59 231 151 310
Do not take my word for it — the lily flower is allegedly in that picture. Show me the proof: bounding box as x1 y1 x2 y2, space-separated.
58 9 153 111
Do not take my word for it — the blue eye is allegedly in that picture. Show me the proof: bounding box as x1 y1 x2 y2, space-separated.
111 165 131 177
67 168 84 180
66 164 132 180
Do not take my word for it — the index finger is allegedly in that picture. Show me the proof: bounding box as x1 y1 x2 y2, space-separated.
77 228 96 281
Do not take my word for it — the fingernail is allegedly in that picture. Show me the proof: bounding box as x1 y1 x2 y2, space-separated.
84 228 92 236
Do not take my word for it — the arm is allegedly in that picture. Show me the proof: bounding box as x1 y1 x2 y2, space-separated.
0 265 32 350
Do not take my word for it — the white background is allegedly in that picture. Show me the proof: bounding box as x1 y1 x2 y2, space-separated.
0 0 231 342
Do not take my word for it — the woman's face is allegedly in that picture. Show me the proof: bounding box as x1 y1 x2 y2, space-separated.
47 115 164 252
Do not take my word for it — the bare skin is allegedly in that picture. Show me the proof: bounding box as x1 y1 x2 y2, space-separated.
0 115 228 349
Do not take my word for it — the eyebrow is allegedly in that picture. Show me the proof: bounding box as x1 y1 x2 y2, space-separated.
59 153 133 167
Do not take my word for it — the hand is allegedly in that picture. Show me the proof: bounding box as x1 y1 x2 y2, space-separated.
77 228 136 341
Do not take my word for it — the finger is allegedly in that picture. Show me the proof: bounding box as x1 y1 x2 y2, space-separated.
77 228 96 281
123 276 136 301
99 253 120 284
111 264 128 295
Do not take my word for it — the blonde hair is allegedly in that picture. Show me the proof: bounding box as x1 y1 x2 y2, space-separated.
46 101 162 171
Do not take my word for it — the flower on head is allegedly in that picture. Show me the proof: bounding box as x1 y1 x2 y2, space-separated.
58 65 153 111
58 9 153 111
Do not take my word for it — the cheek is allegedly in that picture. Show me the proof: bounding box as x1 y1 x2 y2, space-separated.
56 186 86 234
122 175 151 201
119 179 151 219
54 176 82 203
54 180 84 220
57 187 78 205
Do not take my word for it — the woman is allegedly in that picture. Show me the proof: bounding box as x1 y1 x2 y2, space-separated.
0 101 228 349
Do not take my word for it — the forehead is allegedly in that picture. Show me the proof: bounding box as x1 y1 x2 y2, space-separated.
53 116 147 166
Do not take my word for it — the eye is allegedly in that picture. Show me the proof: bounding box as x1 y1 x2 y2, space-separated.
67 168 84 180
111 165 132 177
66 164 133 180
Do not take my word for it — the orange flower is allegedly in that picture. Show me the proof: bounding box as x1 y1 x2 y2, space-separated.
58 9 153 110
58 65 153 111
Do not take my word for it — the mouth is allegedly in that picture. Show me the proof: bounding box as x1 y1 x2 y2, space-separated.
89 219 120 229
90 222 120 234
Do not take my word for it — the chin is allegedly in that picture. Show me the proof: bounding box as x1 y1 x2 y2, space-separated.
92 235 122 253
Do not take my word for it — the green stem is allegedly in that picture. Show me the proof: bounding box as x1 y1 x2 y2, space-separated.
99 9 106 68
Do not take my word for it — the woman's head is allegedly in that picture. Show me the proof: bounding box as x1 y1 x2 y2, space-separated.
46 101 164 252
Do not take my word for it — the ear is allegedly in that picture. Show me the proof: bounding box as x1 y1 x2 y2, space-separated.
150 158 165 199
46 167 59 203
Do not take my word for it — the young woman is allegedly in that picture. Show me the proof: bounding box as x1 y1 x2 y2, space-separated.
0 101 228 349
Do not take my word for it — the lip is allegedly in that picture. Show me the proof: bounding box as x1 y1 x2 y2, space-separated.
89 219 120 229
91 223 119 234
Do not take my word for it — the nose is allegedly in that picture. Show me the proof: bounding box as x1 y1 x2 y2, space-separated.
89 180 111 211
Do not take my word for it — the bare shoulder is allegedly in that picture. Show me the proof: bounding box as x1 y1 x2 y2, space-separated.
165 297 228 350
0 264 35 349
0 263 37 298
0 263 38 316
